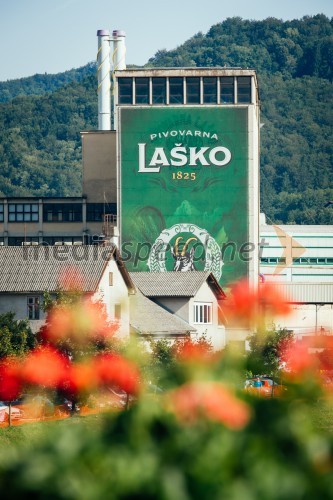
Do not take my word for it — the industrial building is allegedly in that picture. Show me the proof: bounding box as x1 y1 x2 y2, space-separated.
0 29 331 344
259 215 333 337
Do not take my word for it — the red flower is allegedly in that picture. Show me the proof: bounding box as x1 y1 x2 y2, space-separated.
281 341 321 382
65 361 98 394
168 382 251 430
22 347 68 388
259 283 291 316
46 307 74 341
174 339 213 364
94 354 140 395
282 337 333 392
224 280 291 325
46 301 115 343
0 359 22 401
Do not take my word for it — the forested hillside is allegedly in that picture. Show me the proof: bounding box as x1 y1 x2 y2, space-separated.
0 15 332 224
0 63 96 103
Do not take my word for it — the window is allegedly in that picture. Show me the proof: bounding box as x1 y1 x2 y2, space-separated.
109 272 113 286
86 203 117 222
186 77 200 104
152 77 166 104
135 78 149 104
27 296 40 320
203 77 217 103
193 303 212 324
220 77 234 103
260 257 286 265
43 203 82 222
169 77 183 104
114 304 121 320
293 257 333 265
0 205 3 222
237 76 251 104
118 77 133 104
8 237 39 246
8 203 39 222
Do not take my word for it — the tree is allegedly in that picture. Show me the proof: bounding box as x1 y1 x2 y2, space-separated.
247 327 295 377
0 312 36 359
37 288 122 414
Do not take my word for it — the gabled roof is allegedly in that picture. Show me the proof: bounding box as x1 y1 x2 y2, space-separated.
130 290 195 335
130 271 226 299
0 245 134 294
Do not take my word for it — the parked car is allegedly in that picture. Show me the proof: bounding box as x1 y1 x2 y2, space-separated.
245 377 286 397
0 401 23 422
10 395 55 419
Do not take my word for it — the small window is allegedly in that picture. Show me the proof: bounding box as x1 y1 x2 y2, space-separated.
8 204 39 223
0 205 3 223
193 303 212 324
109 272 113 286
152 77 166 104
169 77 183 104
220 77 234 104
237 76 251 104
118 77 133 104
186 77 200 104
203 77 217 103
27 296 40 320
135 77 149 104
115 304 121 320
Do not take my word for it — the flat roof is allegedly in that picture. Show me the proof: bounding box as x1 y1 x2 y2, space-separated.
115 67 258 80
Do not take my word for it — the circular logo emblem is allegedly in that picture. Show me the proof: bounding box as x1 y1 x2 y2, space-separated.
148 223 223 280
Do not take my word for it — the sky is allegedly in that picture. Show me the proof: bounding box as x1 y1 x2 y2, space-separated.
0 0 332 82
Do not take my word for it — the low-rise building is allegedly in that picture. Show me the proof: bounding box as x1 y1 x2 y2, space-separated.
130 271 226 350
0 245 134 338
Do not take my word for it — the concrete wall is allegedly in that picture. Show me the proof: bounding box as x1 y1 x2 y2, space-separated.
82 131 117 204
248 104 260 289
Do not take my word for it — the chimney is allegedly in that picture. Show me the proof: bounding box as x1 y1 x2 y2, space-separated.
97 29 111 131
112 30 126 70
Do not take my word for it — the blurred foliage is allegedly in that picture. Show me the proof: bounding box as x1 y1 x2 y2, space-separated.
0 15 332 221
0 334 332 499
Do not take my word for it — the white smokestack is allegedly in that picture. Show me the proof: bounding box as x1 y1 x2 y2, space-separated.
97 29 111 131
112 30 126 71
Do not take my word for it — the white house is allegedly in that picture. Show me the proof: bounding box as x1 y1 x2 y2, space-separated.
130 271 226 351
0 245 135 338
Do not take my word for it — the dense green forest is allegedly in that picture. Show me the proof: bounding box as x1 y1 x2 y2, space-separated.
0 15 332 224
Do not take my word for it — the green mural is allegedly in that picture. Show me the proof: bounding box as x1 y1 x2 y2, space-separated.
119 107 249 287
